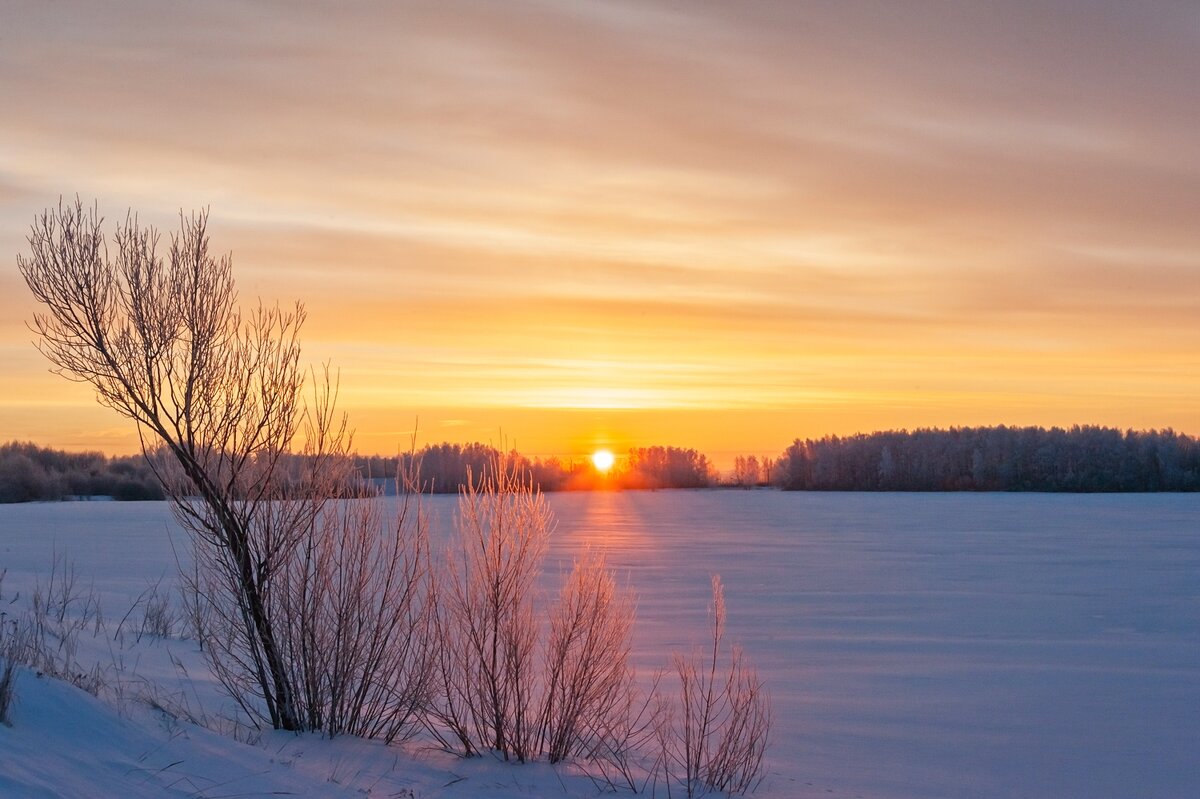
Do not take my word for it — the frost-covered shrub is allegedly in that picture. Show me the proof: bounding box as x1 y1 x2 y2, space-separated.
427 457 552 760
426 457 640 766
657 576 771 797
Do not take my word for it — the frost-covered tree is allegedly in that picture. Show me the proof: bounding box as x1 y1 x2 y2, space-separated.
19 199 431 734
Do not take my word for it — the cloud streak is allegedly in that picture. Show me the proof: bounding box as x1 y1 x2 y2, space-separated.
2 0 1197 459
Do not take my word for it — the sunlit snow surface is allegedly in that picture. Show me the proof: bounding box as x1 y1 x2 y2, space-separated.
1 492 1198 798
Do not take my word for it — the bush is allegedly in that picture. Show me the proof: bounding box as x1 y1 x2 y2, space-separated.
272 478 434 742
426 456 641 766
427 456 552 760
539 551 635 763
657 576 771 797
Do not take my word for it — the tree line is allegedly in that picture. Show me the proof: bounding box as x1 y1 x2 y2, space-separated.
359 443 715 493
775 426 1200 492
6 426 1200 503
0 440 717 503
0 441 164 502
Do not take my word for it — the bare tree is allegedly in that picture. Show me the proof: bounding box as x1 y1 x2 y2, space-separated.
19 199 431 735
20 198 309 728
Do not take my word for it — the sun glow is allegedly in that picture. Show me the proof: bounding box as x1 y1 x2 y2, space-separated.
591 449 615 473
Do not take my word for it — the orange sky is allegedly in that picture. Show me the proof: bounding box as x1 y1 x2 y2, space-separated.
1 2 1197 468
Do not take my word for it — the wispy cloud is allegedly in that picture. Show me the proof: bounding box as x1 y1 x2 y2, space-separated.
2 0 1197 457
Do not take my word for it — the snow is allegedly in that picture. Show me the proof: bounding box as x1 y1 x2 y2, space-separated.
1 492 1199 798
0 669 361 798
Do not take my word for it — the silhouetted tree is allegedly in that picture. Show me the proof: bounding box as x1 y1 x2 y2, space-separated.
775 426 1200 492
621 446 712 489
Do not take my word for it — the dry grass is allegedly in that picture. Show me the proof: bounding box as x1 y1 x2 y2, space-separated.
0 615 20 725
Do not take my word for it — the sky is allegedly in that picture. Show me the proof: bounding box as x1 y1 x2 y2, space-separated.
1 1 1198 467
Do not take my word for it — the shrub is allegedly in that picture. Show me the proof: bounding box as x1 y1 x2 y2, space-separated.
539 551 635 763
426 457 641 766
272 476 434 742
427 457 552 760
657 576 771 797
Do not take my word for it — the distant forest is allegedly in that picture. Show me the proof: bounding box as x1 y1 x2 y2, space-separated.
0 441 164 502
359 443 714 493
0 440 715 502
3 426 1198 503
776 426 1200 492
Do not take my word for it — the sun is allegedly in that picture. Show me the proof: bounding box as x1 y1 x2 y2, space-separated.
591 449 615 473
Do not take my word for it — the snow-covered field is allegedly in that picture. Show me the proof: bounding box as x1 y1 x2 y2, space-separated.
1 491 1198 798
